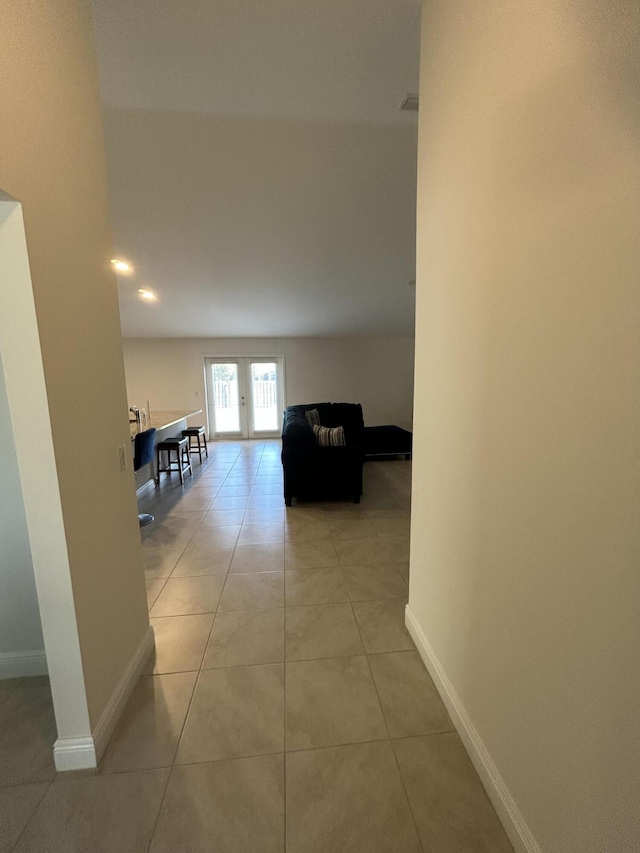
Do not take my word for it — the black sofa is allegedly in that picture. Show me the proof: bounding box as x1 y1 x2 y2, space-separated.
281 403 365 505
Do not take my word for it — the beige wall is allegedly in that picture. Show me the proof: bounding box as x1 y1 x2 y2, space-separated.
1 1 148 730
409 2 639 852
122 336 415 431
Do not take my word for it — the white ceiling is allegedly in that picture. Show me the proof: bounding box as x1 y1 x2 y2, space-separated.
92 0 421 338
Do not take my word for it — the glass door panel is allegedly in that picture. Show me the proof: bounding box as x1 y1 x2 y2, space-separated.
249 361 279 434
210 361 245 435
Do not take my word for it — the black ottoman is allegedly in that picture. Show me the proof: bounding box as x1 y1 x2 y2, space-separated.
363 425 412 460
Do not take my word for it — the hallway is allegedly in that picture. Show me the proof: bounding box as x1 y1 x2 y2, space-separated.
0 440 512 852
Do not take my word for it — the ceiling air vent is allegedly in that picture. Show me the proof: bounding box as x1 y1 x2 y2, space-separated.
400 94 419 112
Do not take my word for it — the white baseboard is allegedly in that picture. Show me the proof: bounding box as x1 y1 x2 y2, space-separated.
53 625 155 772
53 737 97 772
92 624 155 762
404 605 541 853
136 477 156 497
0 649 47 679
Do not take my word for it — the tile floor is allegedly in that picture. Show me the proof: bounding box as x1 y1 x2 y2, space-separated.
0 439 513 852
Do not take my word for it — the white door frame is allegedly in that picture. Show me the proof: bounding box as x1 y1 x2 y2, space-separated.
204 356 285 440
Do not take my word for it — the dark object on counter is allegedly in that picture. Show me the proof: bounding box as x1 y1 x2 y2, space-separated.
133 428 156 527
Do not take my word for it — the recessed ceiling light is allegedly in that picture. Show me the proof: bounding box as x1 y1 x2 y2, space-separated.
111 258 132 272
137 288 156 300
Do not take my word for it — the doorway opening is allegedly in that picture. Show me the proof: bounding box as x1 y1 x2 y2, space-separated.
204 356 285 439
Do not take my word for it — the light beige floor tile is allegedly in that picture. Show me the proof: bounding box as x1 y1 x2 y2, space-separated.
217 485 252 497
342 563 409 602
210 495 250 510
237 523 284 545
393 734 514 853
143 549 183 580
146 579 166 610
164 494 212 513
0 678 21 711
379 535 411 563
223 476 255 486
142 526 195 551
326 516 377 540
284 519 331 542
145 615 214 674
189 480 223 494
176 664 284 763
285 656 387 751
254 473 283 484
322 502 365 513
352 599 415 653
248 494 284 507
253 474 283 484
0 686 56 786
171 546 233 577
203 609 284 668
370 517 411 538
188 525 241 549
250 483 283 495
230 543 284 573
360 496 404 512
16 676 51 690
151 510 205 529
100 673 197 773
364 507 410 520
218 572 284 611
13 769 169 853
368 651 453 737
334 537 391 566
285 540 338 570
396 561 410 582
286 741 421 853
199 508 246 527
150 576 225 616
0 783 49 853
284 568 349 606
243 506 286 524
149 755 284 853
284 506 326 523
140 535 184 555
200 468 231 479
285 604 364 661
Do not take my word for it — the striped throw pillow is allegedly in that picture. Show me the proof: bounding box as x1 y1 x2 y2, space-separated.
305 408 321 427
313 424 346 447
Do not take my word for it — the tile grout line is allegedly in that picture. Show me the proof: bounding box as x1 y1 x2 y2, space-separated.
9 776 56 853
342 508 426 853
144 448 246 851
140 441 413 850
143 762 174 853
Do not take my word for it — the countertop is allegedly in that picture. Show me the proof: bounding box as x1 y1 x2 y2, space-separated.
130 409 202 439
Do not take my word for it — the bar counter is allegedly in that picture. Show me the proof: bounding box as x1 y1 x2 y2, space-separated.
131 409 203 491
130 409 202 440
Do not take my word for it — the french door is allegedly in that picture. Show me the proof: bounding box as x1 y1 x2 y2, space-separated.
205 357 284 439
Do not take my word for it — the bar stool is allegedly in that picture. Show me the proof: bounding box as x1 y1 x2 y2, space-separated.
182 426 208 464
155 436 192 485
